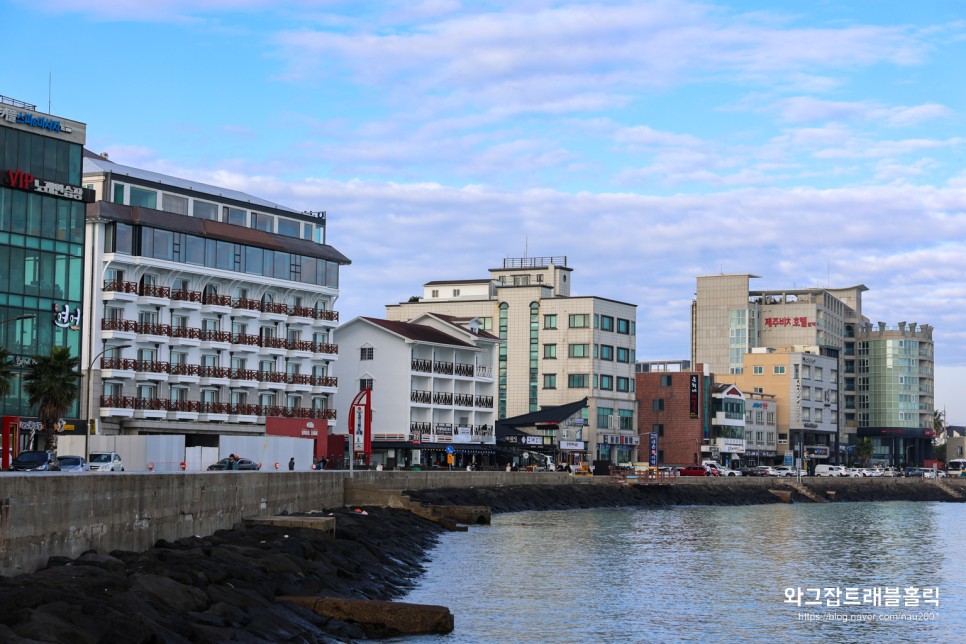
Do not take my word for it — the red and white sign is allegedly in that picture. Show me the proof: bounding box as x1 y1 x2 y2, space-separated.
764 316 815 328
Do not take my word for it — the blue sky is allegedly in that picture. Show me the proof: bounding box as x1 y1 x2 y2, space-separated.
6 0 966 421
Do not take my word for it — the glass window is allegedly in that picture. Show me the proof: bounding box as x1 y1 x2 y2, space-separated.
161 193 188 215
186 236 205 265
569 344 589 358
568 374 588 388
617 318 631 334
600 375 613 390
225 206 246 226
544 314 557 329
600 315 614 331
543 374 556 389
245 246 263 276
215 240 233 270
360 347 374 360
252 212 274 232
115 223 133 255
112 183 125 204
543 344 556 359
129 187 157 209
773 365 786 375
302 223 313 241
616 377 630 392
596 407 613 429
753 366 763 375
599 345 614 361
277 218 300 238
569 314 589 328
193 200 218 220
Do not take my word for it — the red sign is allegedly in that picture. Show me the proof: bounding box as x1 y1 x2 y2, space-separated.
764 316 816 328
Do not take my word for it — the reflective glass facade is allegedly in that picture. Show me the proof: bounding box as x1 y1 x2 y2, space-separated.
0 110 86 417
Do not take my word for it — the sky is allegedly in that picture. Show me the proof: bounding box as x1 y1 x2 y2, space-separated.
5 1 966 421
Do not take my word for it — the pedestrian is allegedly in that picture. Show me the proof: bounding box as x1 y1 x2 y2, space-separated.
505 462 511 472
229 454 239 470
288 457 295 471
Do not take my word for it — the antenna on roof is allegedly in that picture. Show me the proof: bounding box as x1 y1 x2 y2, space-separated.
48 71 51 113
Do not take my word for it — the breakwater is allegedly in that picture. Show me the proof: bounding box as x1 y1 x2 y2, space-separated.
0 475 961 642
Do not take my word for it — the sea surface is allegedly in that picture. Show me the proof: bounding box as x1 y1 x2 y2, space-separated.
397 501 966 643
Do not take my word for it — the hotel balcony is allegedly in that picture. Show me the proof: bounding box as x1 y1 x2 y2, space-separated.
313 309 339 328
198 365 230 387
313 343 339 360
102 279 139 302
101 318 137 341
260 302 289 323
99 397 338 422
136 323 171 346
454 362 475 378
199 329 232 350
168 363 200 384
201 293 233 314
476 366 493 380
260 336 288 356
285 373 315 393
453 393 474 408
138 284 171 307
411 358 433 373
232 298 263 318
474 395 494 408
411 390 432 405
167 399 200 422
170 325 202 347
432 391 454 406
257 371 288 390
99 357 136 379
229 368 260 388
311 375 338 394
170 289 203 310
133 360 170 382
231 333 261 353
433 361 454 375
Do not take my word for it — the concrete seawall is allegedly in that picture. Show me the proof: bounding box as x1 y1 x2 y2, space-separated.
0 470 572 576
1 472 961 577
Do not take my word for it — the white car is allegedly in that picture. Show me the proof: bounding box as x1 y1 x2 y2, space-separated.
921 468 947 479
845 468 867 477
704 463 742 477
773 465 801 477
89 451 124 472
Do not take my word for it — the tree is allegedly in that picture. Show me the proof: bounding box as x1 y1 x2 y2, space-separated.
854 437 874 467
0 346 13 403
23 346 80 453
933 409 946 443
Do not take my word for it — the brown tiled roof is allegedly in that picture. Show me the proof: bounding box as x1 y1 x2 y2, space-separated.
361 317 476 347
87 201 350 264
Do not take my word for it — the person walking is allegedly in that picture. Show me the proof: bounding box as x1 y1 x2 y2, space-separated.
288 457 295 471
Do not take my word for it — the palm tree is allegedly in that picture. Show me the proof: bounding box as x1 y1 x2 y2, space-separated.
23 346 80 453
854 437 874 467
0 346 13 403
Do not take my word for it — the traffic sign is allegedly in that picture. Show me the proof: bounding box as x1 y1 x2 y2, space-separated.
445 445 454 455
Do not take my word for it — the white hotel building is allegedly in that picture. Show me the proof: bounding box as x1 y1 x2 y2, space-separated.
81 151 349 440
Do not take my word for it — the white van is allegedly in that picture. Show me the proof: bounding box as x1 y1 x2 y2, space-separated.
814 464 846 477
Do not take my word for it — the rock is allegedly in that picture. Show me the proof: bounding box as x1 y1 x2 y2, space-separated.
280 596 455 637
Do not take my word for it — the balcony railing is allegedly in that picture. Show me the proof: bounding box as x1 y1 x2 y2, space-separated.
411 390 432 404
410 421 431 433
200 329 232 343
433 361 454 375
233 298 262 312
474 395 494 408
102 318 339 353
412 358 433 373
139 284 171 298
99 396 337 419
199 365 231 378
102 319 138 333
262 302 289 315
476 366 493 378
138 323 171 337
454 393 474 407
433 392 453 405
171 326 203 340
202 293 233 306
103 280 139 294
171 289 203 303
454 363 474 377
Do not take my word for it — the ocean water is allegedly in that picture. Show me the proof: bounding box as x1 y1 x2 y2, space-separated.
397 502 966 643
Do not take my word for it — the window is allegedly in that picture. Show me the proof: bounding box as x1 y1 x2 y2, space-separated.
544 314 557 329
277 218 300 238
652 399 664 412
544 344 557 359
660 374 672 387
619 409 634 430
616 347 630 363
360 347 374 360
161 193 188 215
569 344 589 358
568 314 589 328
360 378 373 391
814 367 823 381
431 289 439 297
129 186 157 208
778 432 788 443
753 366 763 375
773 365 786 375
617 318 631 334
252 212 274 232
653 424 664 437
452 289 460 297
616 377 630 392
568 374 589 388
596 407 613 429
193 200 218 220
599 374 613 390
600 315 614 332
599 345 614 361
543 374 556 389
225 206 246 226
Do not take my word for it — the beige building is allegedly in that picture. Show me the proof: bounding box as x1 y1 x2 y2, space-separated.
729 347 838 465
386 256 638 464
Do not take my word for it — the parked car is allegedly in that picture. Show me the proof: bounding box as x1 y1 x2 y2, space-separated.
845 467 867 477
208 456 261 471
704 462 741 476
773 465 801 477
749 466 780 477
921 468 947 479
679 465 711 477
815 464 846 477
10 450 60 472
58 455 90 472
89 451 124 472
903 466 924 478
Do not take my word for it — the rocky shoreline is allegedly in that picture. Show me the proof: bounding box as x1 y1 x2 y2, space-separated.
1 479 959 642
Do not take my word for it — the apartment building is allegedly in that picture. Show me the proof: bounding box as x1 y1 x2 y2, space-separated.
81 152 349 441
386 256 638 464
332 313 500 468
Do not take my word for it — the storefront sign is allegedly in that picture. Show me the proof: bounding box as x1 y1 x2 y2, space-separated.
4 168 94 202
689 374 699 418
13 110 72 134
560 441 585 450
53 303 81 329
649 432 658 467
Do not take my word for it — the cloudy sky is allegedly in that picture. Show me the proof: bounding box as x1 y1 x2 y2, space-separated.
7 1 966 421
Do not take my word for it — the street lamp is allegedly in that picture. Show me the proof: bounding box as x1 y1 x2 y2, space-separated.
84 344 131 460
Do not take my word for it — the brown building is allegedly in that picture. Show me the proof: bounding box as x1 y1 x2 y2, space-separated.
636 365 712 466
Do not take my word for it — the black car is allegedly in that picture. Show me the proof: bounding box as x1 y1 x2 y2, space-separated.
10 450 61 472
207 457 260 471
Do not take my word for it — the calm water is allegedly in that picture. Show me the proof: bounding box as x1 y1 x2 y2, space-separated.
398 502 966 643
